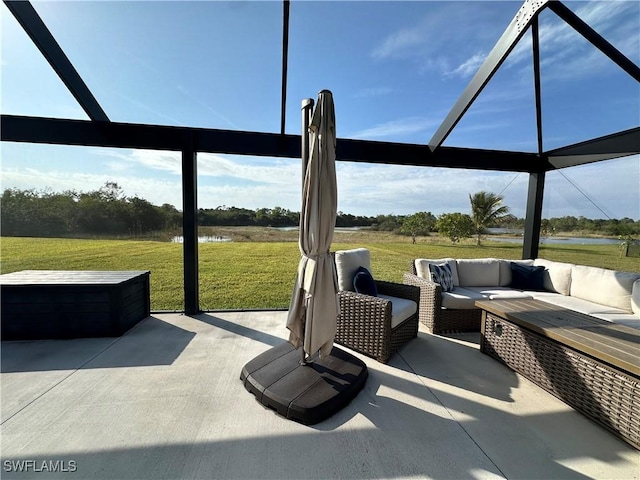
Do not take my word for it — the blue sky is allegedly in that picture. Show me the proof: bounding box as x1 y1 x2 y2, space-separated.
1 1 639 219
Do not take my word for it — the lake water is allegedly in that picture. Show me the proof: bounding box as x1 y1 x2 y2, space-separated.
275 226 364 233
485 228 620 245
172 235 232 243
489 236 620 245
169 229 621 245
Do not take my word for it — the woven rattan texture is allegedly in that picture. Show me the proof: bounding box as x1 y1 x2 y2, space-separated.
335 280 419 363
404 263 482 334
483 313 640 450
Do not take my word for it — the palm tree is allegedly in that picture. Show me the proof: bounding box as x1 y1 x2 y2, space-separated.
469 191 509 246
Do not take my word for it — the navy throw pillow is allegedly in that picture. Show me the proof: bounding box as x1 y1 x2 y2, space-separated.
509 262 545 291
353 266 378 297
428 263 455 292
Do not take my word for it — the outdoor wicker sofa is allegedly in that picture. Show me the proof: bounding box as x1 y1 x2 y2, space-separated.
403 257 640 334
334 248 419 363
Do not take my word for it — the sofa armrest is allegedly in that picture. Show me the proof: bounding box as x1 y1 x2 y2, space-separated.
336 290 393 362
337 290 391 323
403 273 443 331
376 280 420 304
403 273 442 306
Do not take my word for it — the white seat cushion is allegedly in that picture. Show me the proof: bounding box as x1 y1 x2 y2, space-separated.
633 279 640 316
465 287 533 301
529 292 627 315
378 295 417 329
591 313 640 330
441 287 486 309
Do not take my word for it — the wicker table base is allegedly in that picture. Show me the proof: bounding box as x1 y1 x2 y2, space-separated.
478 299 640 450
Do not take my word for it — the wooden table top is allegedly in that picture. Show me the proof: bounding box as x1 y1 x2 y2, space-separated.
0 270 150 286
476 298 640 377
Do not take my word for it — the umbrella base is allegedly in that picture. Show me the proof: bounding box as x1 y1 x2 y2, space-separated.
240 341 368 425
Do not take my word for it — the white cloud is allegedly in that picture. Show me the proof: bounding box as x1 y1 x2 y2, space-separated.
445 53 487 79
2 155 638 219
370 27 426 60
543 155 640 220
198 154 299 186
97 149 300 186
350 117 438 140
368 2 515 77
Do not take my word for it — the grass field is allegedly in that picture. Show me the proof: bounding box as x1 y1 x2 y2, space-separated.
2 229 638 311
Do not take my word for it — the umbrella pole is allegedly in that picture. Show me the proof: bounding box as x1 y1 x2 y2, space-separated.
301 98 314 181
299 97 314 365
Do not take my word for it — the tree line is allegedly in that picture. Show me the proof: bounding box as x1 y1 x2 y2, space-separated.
0 184 374 237
1 184 637 240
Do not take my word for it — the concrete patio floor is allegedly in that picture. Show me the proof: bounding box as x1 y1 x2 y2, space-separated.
2 311 638 479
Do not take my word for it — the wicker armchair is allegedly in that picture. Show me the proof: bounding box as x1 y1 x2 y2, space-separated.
334 249 419 363
403 261 481 335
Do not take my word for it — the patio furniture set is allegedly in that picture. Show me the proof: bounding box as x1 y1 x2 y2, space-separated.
402 256 639 449
403 257 640 334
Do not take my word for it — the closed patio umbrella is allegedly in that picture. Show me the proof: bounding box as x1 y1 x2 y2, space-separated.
241 90 366 425
286 89 339 360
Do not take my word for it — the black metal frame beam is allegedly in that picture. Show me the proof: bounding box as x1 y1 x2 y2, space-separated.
545 127 640 169
3 1 109 122
181 141 199 315
337 139 543 172
522 17 545 259
1 114 544 171
0 114 300 157
522 171 545 259
280 0 290 135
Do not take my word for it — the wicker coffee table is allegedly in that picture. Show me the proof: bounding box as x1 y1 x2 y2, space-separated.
476 298 639 450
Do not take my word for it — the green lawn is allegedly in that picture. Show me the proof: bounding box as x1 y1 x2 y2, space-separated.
1 236 638 310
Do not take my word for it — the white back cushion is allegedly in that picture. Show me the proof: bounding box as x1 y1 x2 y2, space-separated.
632 279 640 316
335 248 371 292
533 259 573 295
456 258 500 287
414 258 459 286
570 265 640 313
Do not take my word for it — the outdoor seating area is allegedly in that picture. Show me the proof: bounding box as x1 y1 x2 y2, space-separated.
2 310 639 479
404 257 640 334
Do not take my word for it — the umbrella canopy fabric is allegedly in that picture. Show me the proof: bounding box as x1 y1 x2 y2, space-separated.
286 90 339 359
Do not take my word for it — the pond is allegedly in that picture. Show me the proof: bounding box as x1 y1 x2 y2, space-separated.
485 229 620 245
275 226 364 233
171 235 232 243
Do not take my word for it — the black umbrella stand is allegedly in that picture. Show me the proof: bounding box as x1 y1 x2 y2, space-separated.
240 342 368 425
